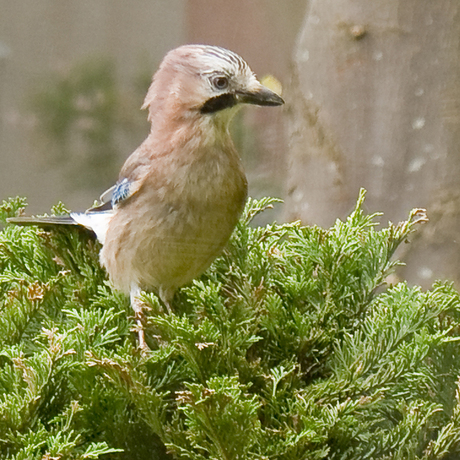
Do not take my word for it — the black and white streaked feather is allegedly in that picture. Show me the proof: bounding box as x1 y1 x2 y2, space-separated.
197 45 251 76
111 178 132 206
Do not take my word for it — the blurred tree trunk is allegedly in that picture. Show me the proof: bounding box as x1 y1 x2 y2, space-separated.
285 0 460 287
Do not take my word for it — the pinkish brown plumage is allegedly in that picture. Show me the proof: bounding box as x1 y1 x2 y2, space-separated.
8 45 284 349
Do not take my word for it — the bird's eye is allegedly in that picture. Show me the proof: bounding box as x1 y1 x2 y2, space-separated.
212 76 229 90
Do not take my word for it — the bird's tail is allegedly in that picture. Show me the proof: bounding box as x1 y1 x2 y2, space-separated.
7 212 111 244
6 215 79 227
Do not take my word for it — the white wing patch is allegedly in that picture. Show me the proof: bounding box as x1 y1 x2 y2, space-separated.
71 211 113 244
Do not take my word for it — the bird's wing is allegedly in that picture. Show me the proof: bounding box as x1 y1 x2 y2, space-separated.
111 178 133 206
71 211 112 244
88 177 140 213
99 184 116 208
72 178 139 244
83 184 116 213
7 186 117 244
6 212 112 244
7 177 139 244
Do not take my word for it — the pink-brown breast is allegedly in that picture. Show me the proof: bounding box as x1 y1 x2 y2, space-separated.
100 122 247 297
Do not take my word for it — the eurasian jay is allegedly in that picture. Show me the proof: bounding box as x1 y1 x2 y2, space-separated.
8 45 284 349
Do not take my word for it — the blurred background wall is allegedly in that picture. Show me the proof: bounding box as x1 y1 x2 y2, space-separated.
1 0 460 288
0 0 186 210
0 0 304 212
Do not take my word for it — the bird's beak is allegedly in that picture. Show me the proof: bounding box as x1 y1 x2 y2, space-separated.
236 85 284 107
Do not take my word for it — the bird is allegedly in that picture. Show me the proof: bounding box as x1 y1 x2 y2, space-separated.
8 44 284 349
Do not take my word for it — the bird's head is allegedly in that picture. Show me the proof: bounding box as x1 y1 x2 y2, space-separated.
142 45 284 128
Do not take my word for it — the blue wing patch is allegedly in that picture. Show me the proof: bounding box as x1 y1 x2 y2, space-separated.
112 178 132 206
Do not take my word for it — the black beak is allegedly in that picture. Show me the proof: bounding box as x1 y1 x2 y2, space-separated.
237 86 284 106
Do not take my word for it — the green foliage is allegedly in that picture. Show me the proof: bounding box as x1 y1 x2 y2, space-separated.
0 197 27 224
1 190 460 459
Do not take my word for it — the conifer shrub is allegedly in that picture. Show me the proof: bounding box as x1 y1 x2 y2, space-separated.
1 191 460 459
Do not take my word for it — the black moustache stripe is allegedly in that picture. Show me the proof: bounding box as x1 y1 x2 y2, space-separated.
200 93 237 114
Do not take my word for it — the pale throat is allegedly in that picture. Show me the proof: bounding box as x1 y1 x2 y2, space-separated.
201 104 242 143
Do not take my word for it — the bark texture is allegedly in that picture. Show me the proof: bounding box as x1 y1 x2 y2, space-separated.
286 0 460 286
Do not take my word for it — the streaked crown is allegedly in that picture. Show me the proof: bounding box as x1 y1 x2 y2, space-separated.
142 44 284 123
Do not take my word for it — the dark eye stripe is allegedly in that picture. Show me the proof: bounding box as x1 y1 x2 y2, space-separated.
200 93 237 114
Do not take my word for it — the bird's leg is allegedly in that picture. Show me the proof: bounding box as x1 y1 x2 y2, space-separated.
130 286 149 351
159 287 174 314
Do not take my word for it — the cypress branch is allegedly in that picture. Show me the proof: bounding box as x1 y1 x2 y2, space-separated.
1 191 459 460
